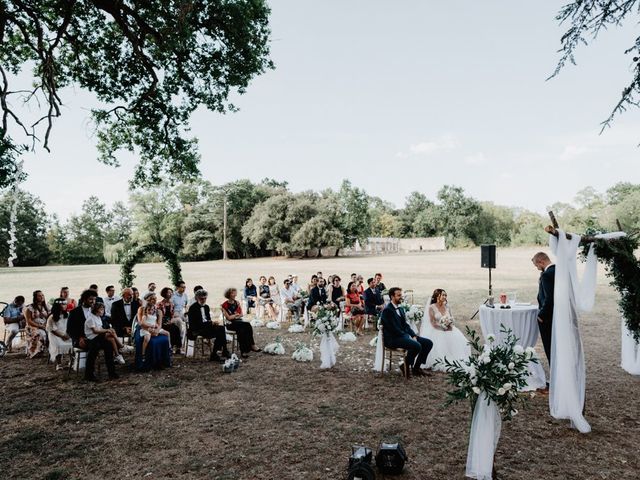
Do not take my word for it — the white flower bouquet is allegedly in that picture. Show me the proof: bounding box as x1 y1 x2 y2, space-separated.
339 331 357 342
263 336 286 355
291 342 314 362
266 321 281 330
288 324 305 333
439 313 454 330
250 319 264 327
312 306 340 337
437 325 538 421
404 304 424 324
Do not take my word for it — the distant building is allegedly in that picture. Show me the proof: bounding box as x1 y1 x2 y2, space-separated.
341 236 446 256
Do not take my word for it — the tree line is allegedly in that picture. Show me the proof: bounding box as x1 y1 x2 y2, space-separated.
1 179 638 267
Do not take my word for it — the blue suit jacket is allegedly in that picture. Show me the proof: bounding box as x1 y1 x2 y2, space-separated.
381 303 415 343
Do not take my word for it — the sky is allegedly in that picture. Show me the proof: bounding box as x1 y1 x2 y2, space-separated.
10 0 640 219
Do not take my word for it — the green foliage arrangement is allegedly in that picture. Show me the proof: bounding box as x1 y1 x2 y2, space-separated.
582 233 640 342
120 243 182 289
437 326 537 421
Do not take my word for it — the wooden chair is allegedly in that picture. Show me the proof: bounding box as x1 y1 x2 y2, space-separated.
379 326 409 379
403 289 415 305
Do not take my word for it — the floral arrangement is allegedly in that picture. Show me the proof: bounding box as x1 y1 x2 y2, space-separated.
437 326 537 421
263 336 286 355
292 342 314 362
400 303 424 324
339 331 357 342
250 318 264 327
312 306 340 336
120 243 182 289
288 324 305 333
581 231 640 342
369 336 378 347
438 313 454 330
298 289 309 299
266 321 281 330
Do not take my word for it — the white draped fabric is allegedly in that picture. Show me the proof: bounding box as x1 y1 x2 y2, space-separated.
548 229 592 433
373 328 385 372
319 332 339 369
465 394 501 480
479 305 546 390
621 318 640 375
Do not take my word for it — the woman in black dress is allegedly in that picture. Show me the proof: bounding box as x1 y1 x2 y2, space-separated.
221 288 261 358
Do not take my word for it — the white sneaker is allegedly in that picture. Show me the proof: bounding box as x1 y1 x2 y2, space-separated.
120 345 135 354
115 354 126 365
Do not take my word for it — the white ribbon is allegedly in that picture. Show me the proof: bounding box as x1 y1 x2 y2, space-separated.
373 327 385 372
466 394 501 480
621 317 640 375
319 332 339 369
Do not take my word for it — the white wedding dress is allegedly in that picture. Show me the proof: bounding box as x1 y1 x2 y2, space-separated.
420 303 470 371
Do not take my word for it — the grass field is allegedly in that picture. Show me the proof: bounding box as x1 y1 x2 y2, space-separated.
1 248 639 479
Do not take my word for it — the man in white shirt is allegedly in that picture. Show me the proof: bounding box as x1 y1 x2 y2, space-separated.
280 279 302 322
142 282 157 307
103 285 120 319
171 281 189 340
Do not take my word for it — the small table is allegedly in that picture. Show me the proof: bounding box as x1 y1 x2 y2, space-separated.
479 304 546 391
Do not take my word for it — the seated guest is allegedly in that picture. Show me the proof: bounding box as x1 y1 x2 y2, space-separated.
350 273 357 285
356 275 365 296
138 293 171 359
257 276 276 320
381 287 433 378
110 288 139 338
187 289 229 362
221 288 261 358
88 284 104 304
131 287 140 303
243 278 258 313
59 287 76 312
189 285 203 307
67 289 97 349
103 285 119 322
421 289 470 371
172 280 189 321
268 276 281 313
290 275 301 295
158 287 183 354
280 279 302 322
374 273 387 292
327 276 346 309
89 303 126 364
307 275 318 294
141 282 156 306
24 290 49 358
46 298 73 369
363 278 384 317
345 283 366 335
2 295 25 353
308 278 328 312
84 302 119 381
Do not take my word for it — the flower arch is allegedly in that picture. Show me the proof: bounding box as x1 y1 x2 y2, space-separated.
120 243 183 289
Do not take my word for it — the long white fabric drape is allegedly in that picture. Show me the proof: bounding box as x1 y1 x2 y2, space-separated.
465 394 501 480
548 230 592 433
621 318 640 375
373 327 385 372
319 332 339 369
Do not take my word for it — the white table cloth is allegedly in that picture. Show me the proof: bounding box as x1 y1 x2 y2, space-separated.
479 304 546 391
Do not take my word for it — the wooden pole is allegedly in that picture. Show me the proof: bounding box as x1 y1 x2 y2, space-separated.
222 194 228 261
545 211 627 244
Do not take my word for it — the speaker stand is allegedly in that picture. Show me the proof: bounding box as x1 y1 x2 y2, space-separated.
470 267 492 320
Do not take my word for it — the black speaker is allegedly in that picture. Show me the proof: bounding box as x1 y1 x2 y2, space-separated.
481 244 496 269
375 441 407 475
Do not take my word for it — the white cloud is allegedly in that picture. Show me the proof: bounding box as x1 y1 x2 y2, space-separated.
559 144 589 162
398 134 459 158
464 152 487 165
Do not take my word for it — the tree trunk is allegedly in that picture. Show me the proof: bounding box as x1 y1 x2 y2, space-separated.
334 248 340 257
316 248 322 258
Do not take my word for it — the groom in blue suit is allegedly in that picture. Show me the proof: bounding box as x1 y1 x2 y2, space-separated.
381 287 433 377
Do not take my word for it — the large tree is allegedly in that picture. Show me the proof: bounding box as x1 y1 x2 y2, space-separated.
0 0 273 188
552 1 640 129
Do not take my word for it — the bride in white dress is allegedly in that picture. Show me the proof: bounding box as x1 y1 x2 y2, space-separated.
419 289 470 371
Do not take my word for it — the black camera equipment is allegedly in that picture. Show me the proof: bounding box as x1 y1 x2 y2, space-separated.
375 441 408 475
347 445 375 480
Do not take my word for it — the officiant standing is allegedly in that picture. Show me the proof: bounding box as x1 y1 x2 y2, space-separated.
532 252 555 369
